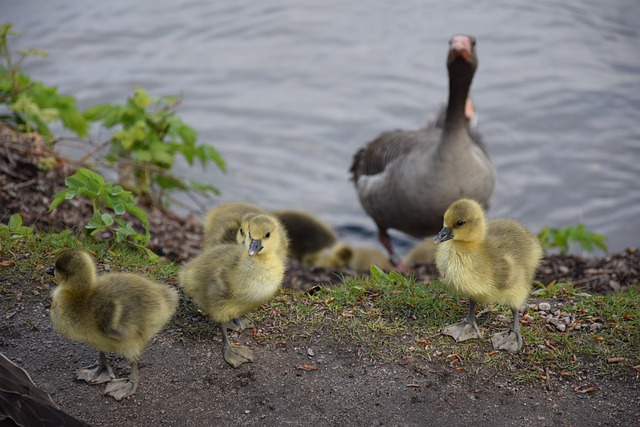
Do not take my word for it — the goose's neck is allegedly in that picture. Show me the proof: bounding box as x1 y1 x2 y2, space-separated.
443 72 472 134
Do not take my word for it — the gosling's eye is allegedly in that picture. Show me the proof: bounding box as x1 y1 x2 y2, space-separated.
456 220 465 227
239 228 245 236
265 232 271 239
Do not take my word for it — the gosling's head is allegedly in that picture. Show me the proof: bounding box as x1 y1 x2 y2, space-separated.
238 214 286 257
46 249 96 286
434 199 486 244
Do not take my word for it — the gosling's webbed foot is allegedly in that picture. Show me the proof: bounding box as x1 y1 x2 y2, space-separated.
75 363 115 384
226 317 255 332
104 378 138 401
442 319 482 342
223 344 254 368
491 329 522 353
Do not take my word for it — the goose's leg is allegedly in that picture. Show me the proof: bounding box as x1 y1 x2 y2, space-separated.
75 351 115 384
491 307 523 353
220 323 253 368
226 317 255 332
442 299 482 342
378 228 404 269
104 361 139 401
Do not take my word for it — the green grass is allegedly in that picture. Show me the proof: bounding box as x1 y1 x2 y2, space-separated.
2 232 638 384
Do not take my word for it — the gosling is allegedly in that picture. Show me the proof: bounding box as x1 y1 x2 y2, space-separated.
434 199 542 352
202 201 264 248
303 242 393 272
47 249 178 400
271 209 337 261
180 213 288 368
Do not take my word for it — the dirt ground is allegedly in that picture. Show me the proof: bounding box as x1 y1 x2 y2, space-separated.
1 126 639 426
2 291 639 427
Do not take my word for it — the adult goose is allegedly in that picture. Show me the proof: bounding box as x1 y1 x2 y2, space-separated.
350 34 496 265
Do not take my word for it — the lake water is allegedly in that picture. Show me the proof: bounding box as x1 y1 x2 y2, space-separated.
4 0 640 255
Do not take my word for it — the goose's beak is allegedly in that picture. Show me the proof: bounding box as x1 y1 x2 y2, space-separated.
45 266 55 276
434 227 453 244
248 239 262 256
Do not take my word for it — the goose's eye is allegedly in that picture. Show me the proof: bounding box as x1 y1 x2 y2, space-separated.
456 220 465 227
265 232 271 239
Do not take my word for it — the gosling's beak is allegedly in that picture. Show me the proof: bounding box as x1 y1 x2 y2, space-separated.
434 227 453 244
45 266 55 276
248 239 262 256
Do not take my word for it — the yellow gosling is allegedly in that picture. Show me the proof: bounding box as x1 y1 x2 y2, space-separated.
303 242 393 272
434 199 542 352
202 201 264 248
402 238 437 267
47 250 178 400
181 213 288 368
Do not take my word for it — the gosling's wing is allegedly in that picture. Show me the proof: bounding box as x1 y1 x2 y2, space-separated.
0 353 89 427
93 298 131 340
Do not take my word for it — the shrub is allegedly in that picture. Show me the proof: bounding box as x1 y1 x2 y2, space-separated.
84 87 225 207
0 23 88 142
48 168 156 259
537 224 607 255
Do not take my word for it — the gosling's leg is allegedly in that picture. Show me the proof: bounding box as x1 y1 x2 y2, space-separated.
226 317 255 332
220 323 253 368
104 361 139 401
75 352 115 384
491 307 523 353
442 299 482 342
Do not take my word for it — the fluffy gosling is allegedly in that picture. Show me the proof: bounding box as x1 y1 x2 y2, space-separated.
47 249 178 400
271 209 337 261
180 213 288 368
202 201 264 248
434 199 542 352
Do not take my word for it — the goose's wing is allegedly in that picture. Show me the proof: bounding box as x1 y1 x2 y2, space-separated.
350 130 425 181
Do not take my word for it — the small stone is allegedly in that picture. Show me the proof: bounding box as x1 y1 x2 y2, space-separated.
538 302 551 312
244 410 251 414
590 323 603 332
556 323 566 332
558 265 569 274
574 324 582 330
307 348 315 357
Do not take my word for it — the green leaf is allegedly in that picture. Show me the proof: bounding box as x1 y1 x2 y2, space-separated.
369 265 387 282
8 213 22 229
49 190 69 212
132 87 152 109
101 213 114 226
86 211 106 230
83 103 118 122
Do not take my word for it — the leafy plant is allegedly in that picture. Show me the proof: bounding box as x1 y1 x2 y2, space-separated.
0 23 88 142
0 213 34 239
48 168 156 259
83 87 225 206
537 224 607 255
531 280 592 298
